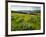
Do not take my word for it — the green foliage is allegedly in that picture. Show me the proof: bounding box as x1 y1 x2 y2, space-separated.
11 11 41 31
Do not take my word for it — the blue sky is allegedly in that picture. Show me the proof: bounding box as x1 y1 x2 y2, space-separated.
11 5 41 11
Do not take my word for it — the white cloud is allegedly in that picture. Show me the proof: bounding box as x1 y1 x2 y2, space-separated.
11 5 40 11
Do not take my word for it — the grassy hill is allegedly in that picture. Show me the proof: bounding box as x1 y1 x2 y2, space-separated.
11 10 41 31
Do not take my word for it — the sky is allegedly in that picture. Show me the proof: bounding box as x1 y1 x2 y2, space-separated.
11 5 41 11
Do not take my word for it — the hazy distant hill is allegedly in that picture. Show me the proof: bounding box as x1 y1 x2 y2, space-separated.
11 10 40 15
16 10 32 14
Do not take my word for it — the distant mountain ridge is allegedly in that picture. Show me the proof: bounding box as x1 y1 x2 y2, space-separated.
11 10 40 14
16 10 32 14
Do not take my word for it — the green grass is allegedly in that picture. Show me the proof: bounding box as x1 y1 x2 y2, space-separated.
11 11 41 31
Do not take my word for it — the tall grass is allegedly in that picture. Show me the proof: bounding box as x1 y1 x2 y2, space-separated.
11 11 41 31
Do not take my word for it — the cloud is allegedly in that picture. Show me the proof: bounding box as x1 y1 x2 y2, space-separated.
11 5 41 11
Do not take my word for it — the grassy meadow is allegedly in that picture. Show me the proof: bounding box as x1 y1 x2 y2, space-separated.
11 11 41 31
